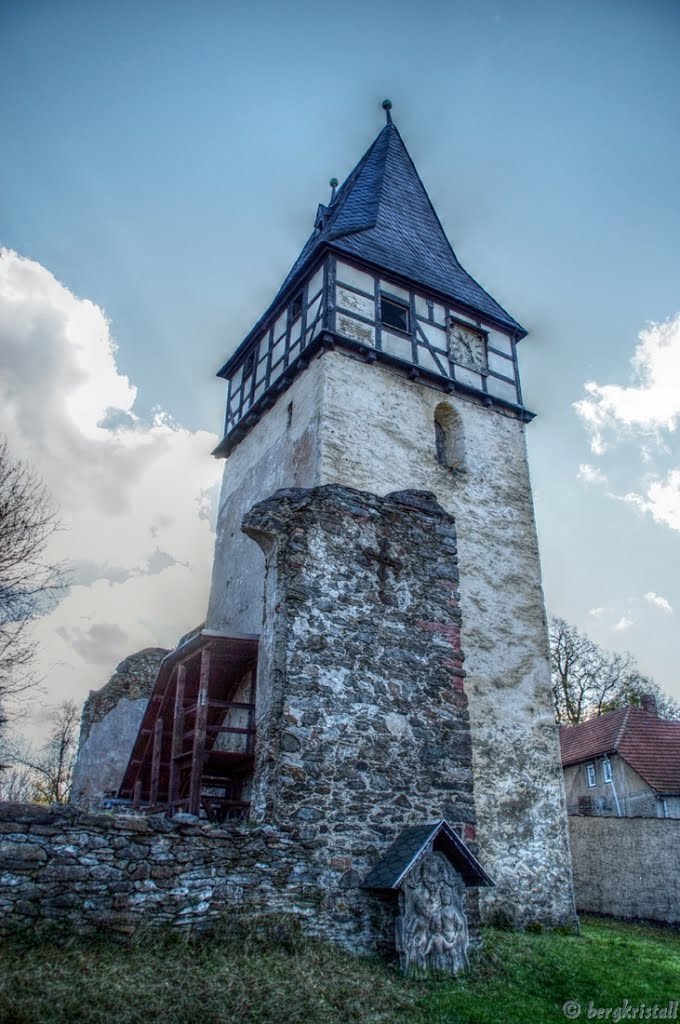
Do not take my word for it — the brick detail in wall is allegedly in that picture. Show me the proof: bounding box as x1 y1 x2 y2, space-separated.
242 484 479 921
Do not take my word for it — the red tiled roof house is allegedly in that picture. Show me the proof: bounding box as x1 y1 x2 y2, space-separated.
560 697 680 818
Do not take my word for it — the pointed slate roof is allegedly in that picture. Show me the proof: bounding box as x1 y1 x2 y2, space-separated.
560 707 680 795
286 121 523 333
218 117 524 377
362 820 494 891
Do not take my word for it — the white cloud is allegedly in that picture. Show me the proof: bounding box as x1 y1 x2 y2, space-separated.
0 249 223 731
577 463 607 485
623 469 680 533
588 607 605 619
613 615 634 632
574 316 680 539
575 314 680 452
644 592 673 614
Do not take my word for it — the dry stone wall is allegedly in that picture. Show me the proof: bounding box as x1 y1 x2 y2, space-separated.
0 802 392 948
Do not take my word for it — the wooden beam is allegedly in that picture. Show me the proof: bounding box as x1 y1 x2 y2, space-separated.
149 716 163 806
168 664 186 813
132 779 142 811
183 699 255 714
184 725 255 739
188 648 211 816
247 670 257 755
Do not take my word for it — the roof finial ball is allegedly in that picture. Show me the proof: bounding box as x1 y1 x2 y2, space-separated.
329 177 339 202
382 98 393 124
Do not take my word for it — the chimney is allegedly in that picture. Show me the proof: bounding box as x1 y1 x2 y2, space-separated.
641 693 658 716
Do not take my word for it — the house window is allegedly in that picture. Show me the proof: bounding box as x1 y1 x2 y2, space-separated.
602 758 612 784
290 293 303 323
585 763 596 788
380 295 410 334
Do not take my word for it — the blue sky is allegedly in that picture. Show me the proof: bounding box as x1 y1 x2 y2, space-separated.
1 0 679 716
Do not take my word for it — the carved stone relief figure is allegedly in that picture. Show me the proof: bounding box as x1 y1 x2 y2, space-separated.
395 851 469 977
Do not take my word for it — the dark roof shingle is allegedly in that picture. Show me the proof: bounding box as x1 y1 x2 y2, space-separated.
362 819 493 890
218 119 525 377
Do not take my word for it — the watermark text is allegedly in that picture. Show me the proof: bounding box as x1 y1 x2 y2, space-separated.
562 1000 678 1021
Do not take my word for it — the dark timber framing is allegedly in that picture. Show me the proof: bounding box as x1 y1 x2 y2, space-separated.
213 252 534 459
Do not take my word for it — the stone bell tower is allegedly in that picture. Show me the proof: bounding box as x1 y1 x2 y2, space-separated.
205 103 576 929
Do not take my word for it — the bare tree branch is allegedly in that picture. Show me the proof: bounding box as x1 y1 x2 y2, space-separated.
549 616 680 725
0 436 68 735
11 700 79 804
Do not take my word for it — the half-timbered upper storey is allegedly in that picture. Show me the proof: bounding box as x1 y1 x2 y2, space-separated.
213 109 531 457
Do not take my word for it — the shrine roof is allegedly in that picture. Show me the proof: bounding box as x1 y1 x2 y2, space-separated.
362 819 493 891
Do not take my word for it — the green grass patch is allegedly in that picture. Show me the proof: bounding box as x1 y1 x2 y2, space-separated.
0 917 678 1024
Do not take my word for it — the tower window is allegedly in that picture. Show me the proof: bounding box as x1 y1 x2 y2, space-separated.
380 295 410 334
290 293 303 323
242 351 255 381
434 403 465 472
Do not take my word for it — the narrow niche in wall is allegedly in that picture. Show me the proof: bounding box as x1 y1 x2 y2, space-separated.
434 403 466 473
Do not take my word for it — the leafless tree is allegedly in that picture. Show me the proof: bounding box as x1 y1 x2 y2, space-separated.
14 700 80 804
0 763 36 803
0 436 65 737
549 616 680 725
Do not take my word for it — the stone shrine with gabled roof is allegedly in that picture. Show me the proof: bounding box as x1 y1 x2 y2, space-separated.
99 102 577 961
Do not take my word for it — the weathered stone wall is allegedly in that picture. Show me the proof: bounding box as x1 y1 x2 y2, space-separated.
242 484 481 936
569 816 680 923
316 353 575 928
207 347 576 928
0 802 393 948
206 356 326 634
71 648 169 807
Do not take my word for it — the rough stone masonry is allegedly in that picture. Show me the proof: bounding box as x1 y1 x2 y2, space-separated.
242 483 482 941
1 483 488 952
71 647 169 808
208 350 578 929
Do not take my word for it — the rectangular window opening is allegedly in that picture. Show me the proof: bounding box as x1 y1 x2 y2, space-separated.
602 758 612 784
585 763 596 788
290 293 303 323
242 351 255 382
380 295 410 334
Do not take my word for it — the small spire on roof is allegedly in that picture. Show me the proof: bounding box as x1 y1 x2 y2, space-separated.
329 177 339 202
382 98 393 124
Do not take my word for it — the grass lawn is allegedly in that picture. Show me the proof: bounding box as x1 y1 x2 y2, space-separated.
0 917 678 1024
